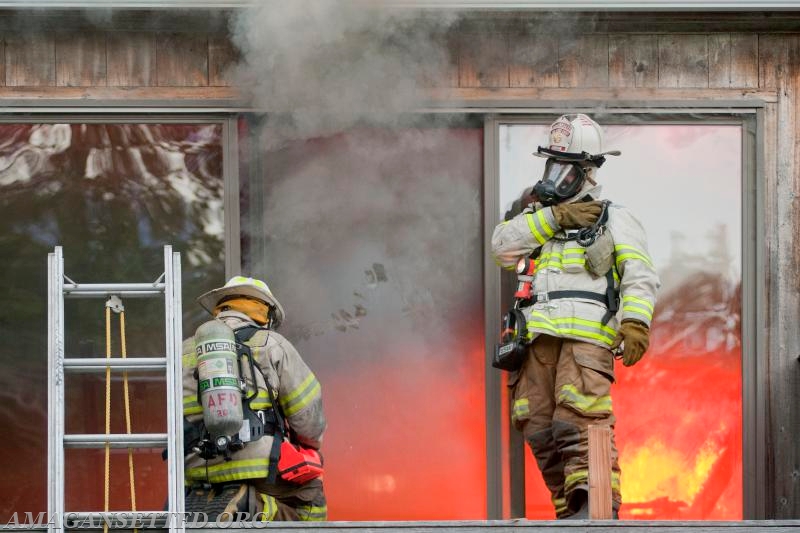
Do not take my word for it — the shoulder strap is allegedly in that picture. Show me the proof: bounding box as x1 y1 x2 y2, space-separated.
233 325 285 484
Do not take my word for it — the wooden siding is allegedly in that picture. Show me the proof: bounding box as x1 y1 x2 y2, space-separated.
455 30 776 92
0 31 236 95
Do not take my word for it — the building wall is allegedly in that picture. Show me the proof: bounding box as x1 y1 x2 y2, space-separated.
4 9 796 520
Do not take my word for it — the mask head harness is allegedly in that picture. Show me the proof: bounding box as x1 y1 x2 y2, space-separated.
532 148 618 207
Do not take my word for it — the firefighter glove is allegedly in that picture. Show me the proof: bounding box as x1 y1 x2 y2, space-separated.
611 319 650 367
551 201 603 230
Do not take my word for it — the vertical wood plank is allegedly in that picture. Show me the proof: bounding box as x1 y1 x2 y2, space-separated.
0 36 6 87
5 33 55 87
458 32 509 88
759 34 788 90
107 32 156 87
761 100 778 521
608 34 658 88
709 33 758 88
156 32 208 87
730 33 759 88
773 33 800 519
509 29 559 88
708 34 732 88
658 34 708 88
209 34 239 87
558 34 609 88
55 32 106 87
419 30 460 88
588 425 613 520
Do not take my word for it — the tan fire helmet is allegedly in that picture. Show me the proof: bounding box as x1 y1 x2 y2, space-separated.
197 276 286 327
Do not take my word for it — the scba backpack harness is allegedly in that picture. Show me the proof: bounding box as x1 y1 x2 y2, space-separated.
186 324 322 485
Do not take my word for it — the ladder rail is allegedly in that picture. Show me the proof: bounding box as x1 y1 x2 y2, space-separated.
165 247 186 531
47 249 65 533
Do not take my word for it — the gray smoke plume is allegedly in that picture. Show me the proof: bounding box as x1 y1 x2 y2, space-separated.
230 0 461 145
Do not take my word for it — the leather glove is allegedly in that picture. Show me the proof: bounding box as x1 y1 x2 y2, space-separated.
611 319 650 367
551 201 603 229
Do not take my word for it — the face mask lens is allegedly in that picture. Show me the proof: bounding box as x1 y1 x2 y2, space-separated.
542 161 584 199
556 169 579 195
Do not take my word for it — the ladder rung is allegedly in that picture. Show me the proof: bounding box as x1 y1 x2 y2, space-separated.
63 357 167 372
64 433 168 448
63 282 166 298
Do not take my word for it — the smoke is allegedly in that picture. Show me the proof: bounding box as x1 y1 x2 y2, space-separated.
230 0 461 145
258 126 483 361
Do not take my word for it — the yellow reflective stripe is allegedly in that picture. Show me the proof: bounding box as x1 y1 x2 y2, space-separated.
282 374 315 404
623 295 654 313
536 209 556 239
182 353 197 367
623 295 654 320
493 257 516 271
565 469 589 491
186 458 270 483
259 494 277 521
553 496 568 515
512 399 529 417
614 244 653 267
284 382 321 416
183 396 202 416
622 304 653 321
558 384 612 414
297 505 327 521
527 313 616 345
282 374 322 416
539 251 563 269
526 213 547 245
249 389 272 410
562 247 584 256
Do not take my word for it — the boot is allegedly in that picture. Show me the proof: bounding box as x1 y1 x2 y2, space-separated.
185 483 249 521
561 489 619 520
563 489 589 520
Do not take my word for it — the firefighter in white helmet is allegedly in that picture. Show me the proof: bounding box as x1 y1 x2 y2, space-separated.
182 276 327 521
492 114 660 518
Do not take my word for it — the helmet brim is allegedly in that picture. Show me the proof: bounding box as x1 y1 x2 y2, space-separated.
197 284 286 326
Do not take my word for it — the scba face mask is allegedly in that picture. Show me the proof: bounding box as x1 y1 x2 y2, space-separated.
532 159 586 206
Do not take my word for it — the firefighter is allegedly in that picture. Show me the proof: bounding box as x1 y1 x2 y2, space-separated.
492 114 659 518
182 276 327 522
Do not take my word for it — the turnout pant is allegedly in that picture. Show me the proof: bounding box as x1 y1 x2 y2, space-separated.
252 477 327 521
510 334 621 518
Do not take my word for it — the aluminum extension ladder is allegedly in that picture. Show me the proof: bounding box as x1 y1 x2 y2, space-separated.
47 246 185 533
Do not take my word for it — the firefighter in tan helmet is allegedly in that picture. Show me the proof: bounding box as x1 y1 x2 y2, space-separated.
182 276 327 521
492 114 660 518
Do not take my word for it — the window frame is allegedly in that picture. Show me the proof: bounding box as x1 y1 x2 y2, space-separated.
483 107 763 519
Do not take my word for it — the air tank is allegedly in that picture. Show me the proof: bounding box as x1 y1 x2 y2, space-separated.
194 320 243 450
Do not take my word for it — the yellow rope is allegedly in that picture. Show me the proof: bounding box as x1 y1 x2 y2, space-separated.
103 301 138 533
119 311 138 526
104 306 111 533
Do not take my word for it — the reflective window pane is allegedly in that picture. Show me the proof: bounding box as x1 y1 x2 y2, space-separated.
0 124 225 519
499 123 743 520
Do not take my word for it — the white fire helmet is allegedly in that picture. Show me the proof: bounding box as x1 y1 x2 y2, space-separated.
534 113 620 167
197 276 286 326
